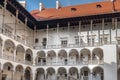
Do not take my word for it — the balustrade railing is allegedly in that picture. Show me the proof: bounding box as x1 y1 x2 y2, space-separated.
3 54 14 61
25 60 32 65
16 58 24 63
34 41 117 50
0 25 33 48
36 60 104 66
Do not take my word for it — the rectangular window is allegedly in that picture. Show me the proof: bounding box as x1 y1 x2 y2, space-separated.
87 38 90 46
75 36 79 45
104 37 108 44
100 37 108 44
61 40 67 47
87 37 95 46
35 38 39 43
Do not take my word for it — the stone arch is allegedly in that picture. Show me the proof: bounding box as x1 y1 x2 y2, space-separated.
16 45 25 63
3 62 14 80
15 65 24 80
69 67 78 80
25 67 32 80
36 68 45 80
25 49 33 65
57 67 67 80
69 49 79 65
3 39 15 60
35 51 46 65
80 48 91 64
80 67 90 80
58 49 67 65
47 50 56 65
92 48 103 64
46 67 56 80
92 66 104 80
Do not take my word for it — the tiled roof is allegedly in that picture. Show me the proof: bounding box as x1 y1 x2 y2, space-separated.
31 0 120 21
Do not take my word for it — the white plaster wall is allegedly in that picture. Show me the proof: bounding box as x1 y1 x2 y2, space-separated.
36 22 120 47
103 45 117 80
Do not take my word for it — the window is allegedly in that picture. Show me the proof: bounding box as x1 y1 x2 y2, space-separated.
87 38 90 46
71 8 77 12
96 4 102 8
100 37 108 44
75 36 79 45
61 40 68 47
35 38 39 43
42 38 47 47
87 37 95 46
104 37 108 44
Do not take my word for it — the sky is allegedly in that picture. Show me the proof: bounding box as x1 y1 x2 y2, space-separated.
20 0 100 12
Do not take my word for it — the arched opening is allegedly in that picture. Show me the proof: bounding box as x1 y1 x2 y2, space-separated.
46 67 56 80
92 48 103 64
3 40 15 60
80 48 91 64
69 67 78 80
92 67 104 80
58 50 67 65
47 50 56 65
25 49 33 65
0 37 3 57
69 49 79 65
2 62 14 80
15 65 24 80
25 67 32 80
16 45 25 63
80 67 90 80
57 67 67 80
36 51 46 66
36 68 45 80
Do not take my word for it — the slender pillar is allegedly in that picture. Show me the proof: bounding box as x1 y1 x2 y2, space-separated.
115 18 118 39
102 19 105 45
57 23 59 45
2 0 7 33
1 41 4 58
33 26 36 46
90 20 93 46
12 70 15 80
24 18 27 45
46 24 49 48
0 70 2 80
98 20 100 45
14 10 19 39
87 29 90 46
68 22 70 47
13 47 16 61
78 21 81 46
24 51 26 64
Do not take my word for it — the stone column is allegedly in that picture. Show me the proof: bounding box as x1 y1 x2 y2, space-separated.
115 18 118 39
2 0 7 33
24 18 28 45
13 48 16 61
0 70 2 80
46 24 49 48
78 21 81 46
12 70 15 80
90 20 93 46
14 10 18 38
102 19 105 45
